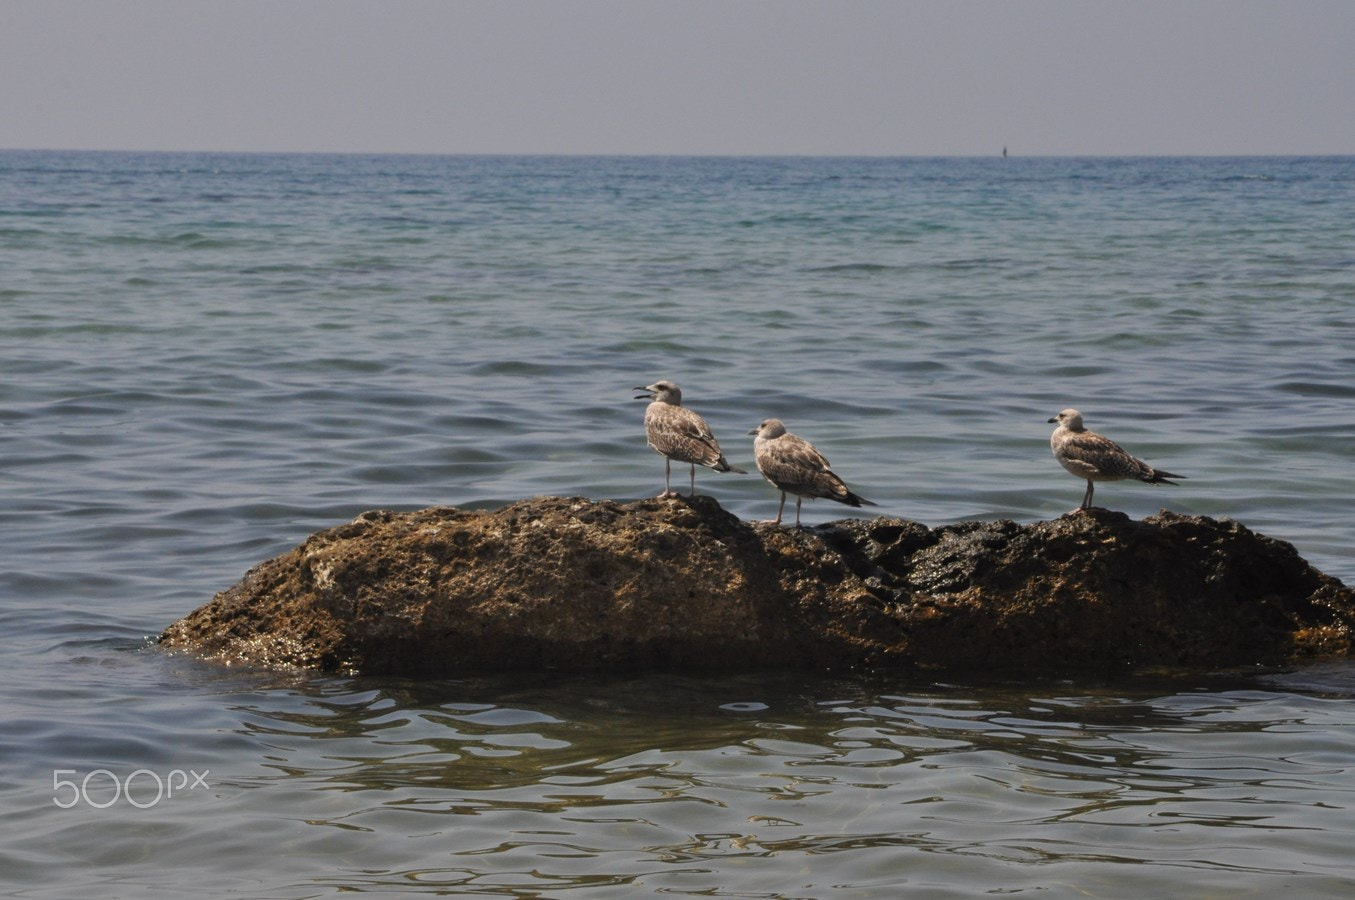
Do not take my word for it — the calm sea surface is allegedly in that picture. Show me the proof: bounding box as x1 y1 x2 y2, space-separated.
2 152 1354 896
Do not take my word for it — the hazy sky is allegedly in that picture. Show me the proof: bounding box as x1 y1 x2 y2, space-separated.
3 0 1352 156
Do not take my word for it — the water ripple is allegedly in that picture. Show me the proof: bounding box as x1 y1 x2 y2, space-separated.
5 152 1355 896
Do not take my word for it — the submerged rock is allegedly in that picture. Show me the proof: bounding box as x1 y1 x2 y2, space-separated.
159 496 1355 675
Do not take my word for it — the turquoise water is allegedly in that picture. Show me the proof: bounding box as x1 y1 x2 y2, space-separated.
2 152 1354 895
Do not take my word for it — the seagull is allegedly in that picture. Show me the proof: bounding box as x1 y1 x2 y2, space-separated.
634 380 746 498
1048 408 1185 511
748 418 876 526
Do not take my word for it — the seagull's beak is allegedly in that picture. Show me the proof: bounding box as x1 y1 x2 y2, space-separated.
634 386 654 400
1047 417 1058 424
747 426 759 435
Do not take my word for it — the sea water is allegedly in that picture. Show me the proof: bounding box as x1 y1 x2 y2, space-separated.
2 152 1354 896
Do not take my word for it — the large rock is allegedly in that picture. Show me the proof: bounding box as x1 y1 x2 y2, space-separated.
159 496 1355 675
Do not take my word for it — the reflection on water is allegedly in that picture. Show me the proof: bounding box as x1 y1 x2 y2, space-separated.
3 649 1354 896
21 663 1336 897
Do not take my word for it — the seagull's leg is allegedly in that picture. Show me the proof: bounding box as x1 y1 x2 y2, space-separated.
689 463 697 497
660 458 673 498
794 496 804 528
1081 480 1094 509
774 492 786 525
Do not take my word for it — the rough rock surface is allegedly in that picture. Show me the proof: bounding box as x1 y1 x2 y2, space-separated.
159 496 1355 675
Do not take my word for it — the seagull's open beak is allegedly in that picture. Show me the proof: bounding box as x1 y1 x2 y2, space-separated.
634 386 654 400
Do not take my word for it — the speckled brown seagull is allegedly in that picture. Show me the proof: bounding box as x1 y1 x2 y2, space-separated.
749 418 876 527
1048 408 1184 511
634 380 746 498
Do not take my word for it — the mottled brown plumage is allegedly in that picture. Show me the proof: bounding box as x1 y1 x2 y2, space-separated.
1049 408 1184 510
749 418 875 526
635 380 746 497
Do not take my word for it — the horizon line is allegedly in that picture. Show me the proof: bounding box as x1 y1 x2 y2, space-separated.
4 146 1354 160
